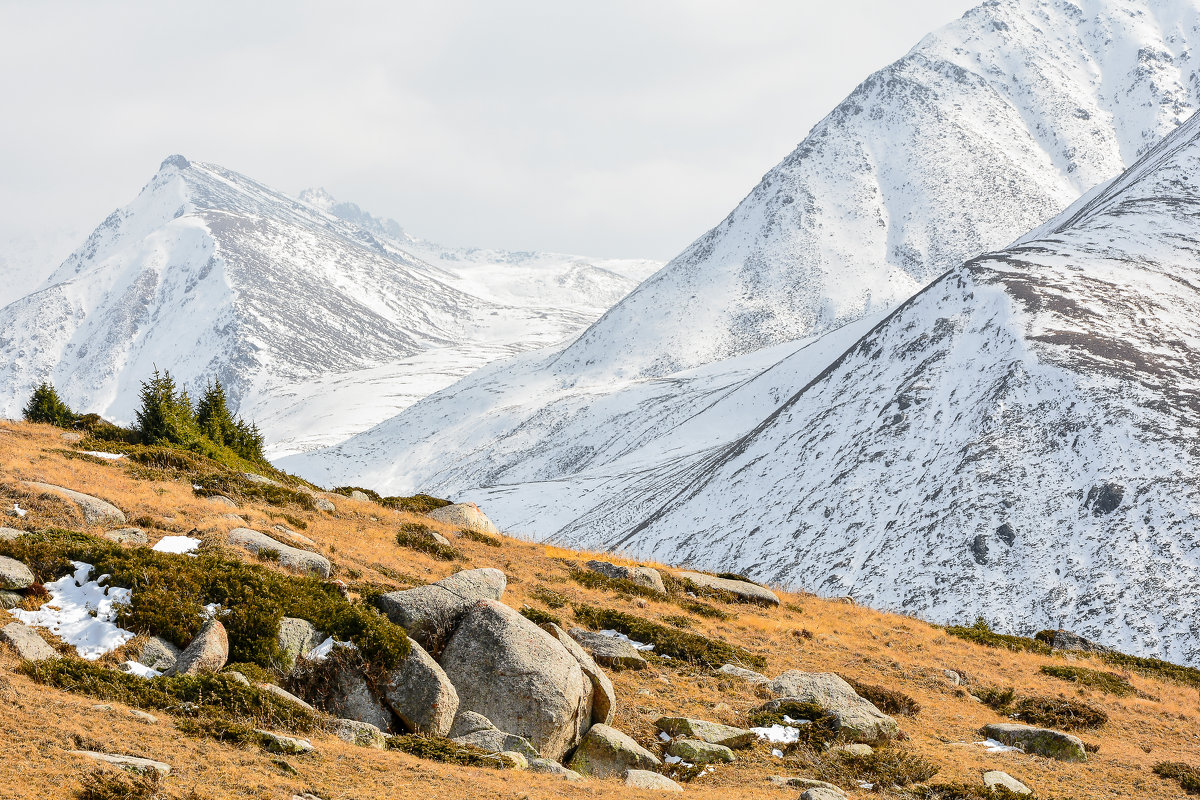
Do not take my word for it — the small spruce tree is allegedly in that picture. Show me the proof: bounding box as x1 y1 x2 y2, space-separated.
196 380 236 446
22 382 75 427
135 368 199 446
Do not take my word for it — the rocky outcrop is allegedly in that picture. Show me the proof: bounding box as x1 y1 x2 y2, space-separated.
763 672 899 743
676 571 779 606
625 770 682 791
227 528 331 578
586 560 666 594
300 650 395 732
427 503 500 535
981 723 1087 762
383 636 458 736
567 723 660 778
376 568 506 654
0 621 56 661
452 725 539 759
0 555 33 590
439 600 589 760
540 622 614 726
569 628 647 670
22 481 125 525
1039 629 1112 654
655 717 755 748
168 619 228 676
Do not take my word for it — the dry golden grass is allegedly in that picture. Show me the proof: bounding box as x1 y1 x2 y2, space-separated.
0 420 1197 799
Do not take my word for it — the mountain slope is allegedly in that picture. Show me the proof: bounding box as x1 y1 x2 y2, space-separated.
0 159 656 455
292 0 1200 523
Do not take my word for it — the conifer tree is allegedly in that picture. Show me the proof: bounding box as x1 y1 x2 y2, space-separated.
22 382 75 427
196 380 236 446
135 369 199 446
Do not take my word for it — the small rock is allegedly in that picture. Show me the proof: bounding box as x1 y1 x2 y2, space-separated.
130 710 158 724
718 663 769 683
501 751 529 769
624 769 682 791
167 619 228 676
943 668 964 685
60 432 83 443
312 495 336 512
139 637 180 673
0 555 33 590
981 723 1087 762
430 530 453 547
207 495 237 508
585 560 666 594
91 704 114 712
453 728 539 759
0 591 23 610
272 525 316 547
22 481 126 525
277 617 325 671
332 719 387 749
426 502 500 534
349 490 371 502
0 527 25 541
675 570 780 606
802 789 848 800
0 621 57 661
383 636 459 736
448 711 496 738
666 738 735 763
69 751 170 776
528 757 583 780
255 730 313 755
655 717 755 748
568 628 648 670
567 723 660 778
242 472 283 487
833 743 873 756
984 770 1032 795
228 528 331 577
104 528 149 545
256 682 314 711
220 514 247 525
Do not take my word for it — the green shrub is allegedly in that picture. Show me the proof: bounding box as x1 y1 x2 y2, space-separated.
387 734 516 768
192 473 316 512
660 614 694 629
332 486 382 502
748 700 839 749
176 714 262 745
458 528 502 547
379 494 452 514
21 658 316 731
73 413 140 443
1154 762 1200 795
530 586 569 609
568 567 665 600
76 768 165 800
195 380 265 463
1101 650 1200 689
677 598 732 620
909 783 1030 799
977 685 1107 730
944 618 1051 655
573 604 765 669
520 605 561 627
844 678 920 716
834 747 939 789
1040 665 1135 696
662 573 746 605
23 382 76 427
395 523 462 561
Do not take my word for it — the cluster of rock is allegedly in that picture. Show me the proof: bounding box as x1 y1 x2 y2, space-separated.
0 540 41 614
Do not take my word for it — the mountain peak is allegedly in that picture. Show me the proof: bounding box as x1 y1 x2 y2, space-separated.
158 154 191 172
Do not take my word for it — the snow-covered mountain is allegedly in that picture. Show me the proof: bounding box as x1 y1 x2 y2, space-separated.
0 158 657 454
292 0 1200 489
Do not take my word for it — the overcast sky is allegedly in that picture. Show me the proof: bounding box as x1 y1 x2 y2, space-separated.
0 0 978 269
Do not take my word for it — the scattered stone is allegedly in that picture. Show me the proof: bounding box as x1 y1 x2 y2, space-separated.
0 527 24 541
501 751 529 770
585 560 666 594
383 636 459 736
763 672 899 744
430 530 453 547
676 570 779 605
91 704 114 712
255 730 313 755
1041 629 1112 654
802 788 848 800
348 490 371 502
130 710 158 724
427 502 500 535
541 622 614 726
376 567 507 654
60 432 83 443
242 472 283 487
332 719 387 749
666 738 735 764
167 619 228 676
984 770 1032 795
624 769 682 791
769 777 845 794
528 757 583 780
0 621 57 661
453 727 539 759
718 663 769 684
22 481 126 525
440 600 589 760
312 495 336 512
277 617 325 671
220 514 247 525
981 723 1087 762
568 628 648 670
567 723 661 778
228 528 331 578
69 751 170 776
833 743 873 757
207 495 237 509
256 682 314 711
0 591 22 610
655 717 755 748
104 528 149 545
943 669 964 685
0 555 33 590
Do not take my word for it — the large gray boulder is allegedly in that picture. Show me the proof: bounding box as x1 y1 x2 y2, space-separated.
569 628 647 670
981 723 1087 762
801 789 848 800
383 636 459 736
277 617 325 671
625 770 682 791
427 502 500 534
0 555 33 590
139 637 180 673
567 723 661 778
70 751 170 776
540 622 614 726
22 481 125 525
0 621 57 661
300 649 395 732
228 528 331 578
764 672 899 744
1041 629 1112 654
438 600 589 761
168 619 228 676
376 568 506 654
655 717 755 748
676 570 779 606
585 560 666 594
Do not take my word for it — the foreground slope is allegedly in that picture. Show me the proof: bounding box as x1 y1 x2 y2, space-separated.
4 421 1200 799
292 0 1200 505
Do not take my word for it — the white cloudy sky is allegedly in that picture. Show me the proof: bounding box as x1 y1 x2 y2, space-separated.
0 0 977 274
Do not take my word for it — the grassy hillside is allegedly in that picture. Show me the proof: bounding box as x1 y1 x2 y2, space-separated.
0 419 1196 799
